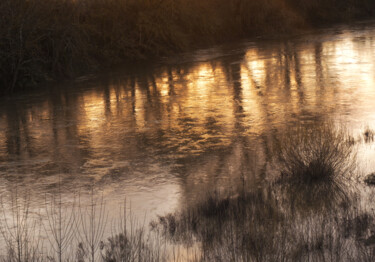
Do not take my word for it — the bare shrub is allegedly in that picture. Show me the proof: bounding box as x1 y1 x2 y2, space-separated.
43 192 76 262
0 188 44 262
101 200 167 262
75 187 108 262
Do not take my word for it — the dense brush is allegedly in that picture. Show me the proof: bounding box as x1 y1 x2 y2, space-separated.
1 0 374 93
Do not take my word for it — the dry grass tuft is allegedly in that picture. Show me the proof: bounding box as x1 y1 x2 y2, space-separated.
275 123 356 185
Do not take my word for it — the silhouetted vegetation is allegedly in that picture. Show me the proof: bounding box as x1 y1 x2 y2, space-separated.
274 123 356 185
4 185 375 261
3 123 375 261
0 188 168 262
286 0 375 24
268 123 357 211
153 184 375 261
1 0 375 93
364 126 375 143
150 124 365 261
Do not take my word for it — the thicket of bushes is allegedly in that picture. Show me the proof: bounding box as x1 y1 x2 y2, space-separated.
1 0 374 93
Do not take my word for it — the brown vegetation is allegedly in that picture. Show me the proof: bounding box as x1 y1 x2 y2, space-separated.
1 0 375 93
274 123 356 184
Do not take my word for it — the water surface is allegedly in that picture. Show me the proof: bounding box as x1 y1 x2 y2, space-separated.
1 20 375 255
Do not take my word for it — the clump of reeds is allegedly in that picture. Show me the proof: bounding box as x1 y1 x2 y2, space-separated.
152 183 375 261
152 187 286 261
274 123 356 185
363 126 375 143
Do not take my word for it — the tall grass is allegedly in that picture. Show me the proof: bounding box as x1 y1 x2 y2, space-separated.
1 0 374 93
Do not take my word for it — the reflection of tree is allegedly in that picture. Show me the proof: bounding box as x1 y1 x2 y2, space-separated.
147 73 163 125
130 75 136 115
167 67 175 96
5 104 22 157
176 51 270 206
1 31 371 230
103 85 111 117
283 42 292 89
293 46 305 103
313 41 338 112
222 52 255 177
50 88 64 149
314 42 324 86
221 53 245 118
4 102 35 158
57 90 91 171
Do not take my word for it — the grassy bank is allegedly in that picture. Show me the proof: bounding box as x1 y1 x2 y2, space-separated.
1 0 375 94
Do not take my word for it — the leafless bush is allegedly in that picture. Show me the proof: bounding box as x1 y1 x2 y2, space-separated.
43 192 76 262
0 188 44 262
75 187 108 262
100 200 167 262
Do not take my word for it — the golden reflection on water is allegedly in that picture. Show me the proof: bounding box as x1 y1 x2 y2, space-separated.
1 26 375 228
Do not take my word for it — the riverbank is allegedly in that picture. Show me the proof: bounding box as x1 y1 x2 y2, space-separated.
1 0 374 94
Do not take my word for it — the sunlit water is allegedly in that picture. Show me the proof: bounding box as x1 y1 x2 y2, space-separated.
1 20 375 257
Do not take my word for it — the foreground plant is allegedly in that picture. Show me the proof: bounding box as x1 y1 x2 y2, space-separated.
274 123 356 185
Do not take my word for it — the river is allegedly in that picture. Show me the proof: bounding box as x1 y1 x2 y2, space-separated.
1 20 375 259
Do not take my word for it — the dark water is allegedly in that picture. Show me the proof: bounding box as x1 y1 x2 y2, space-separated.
2 20 375 257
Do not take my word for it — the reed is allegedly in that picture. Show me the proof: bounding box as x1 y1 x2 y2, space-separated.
274 123 356 185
